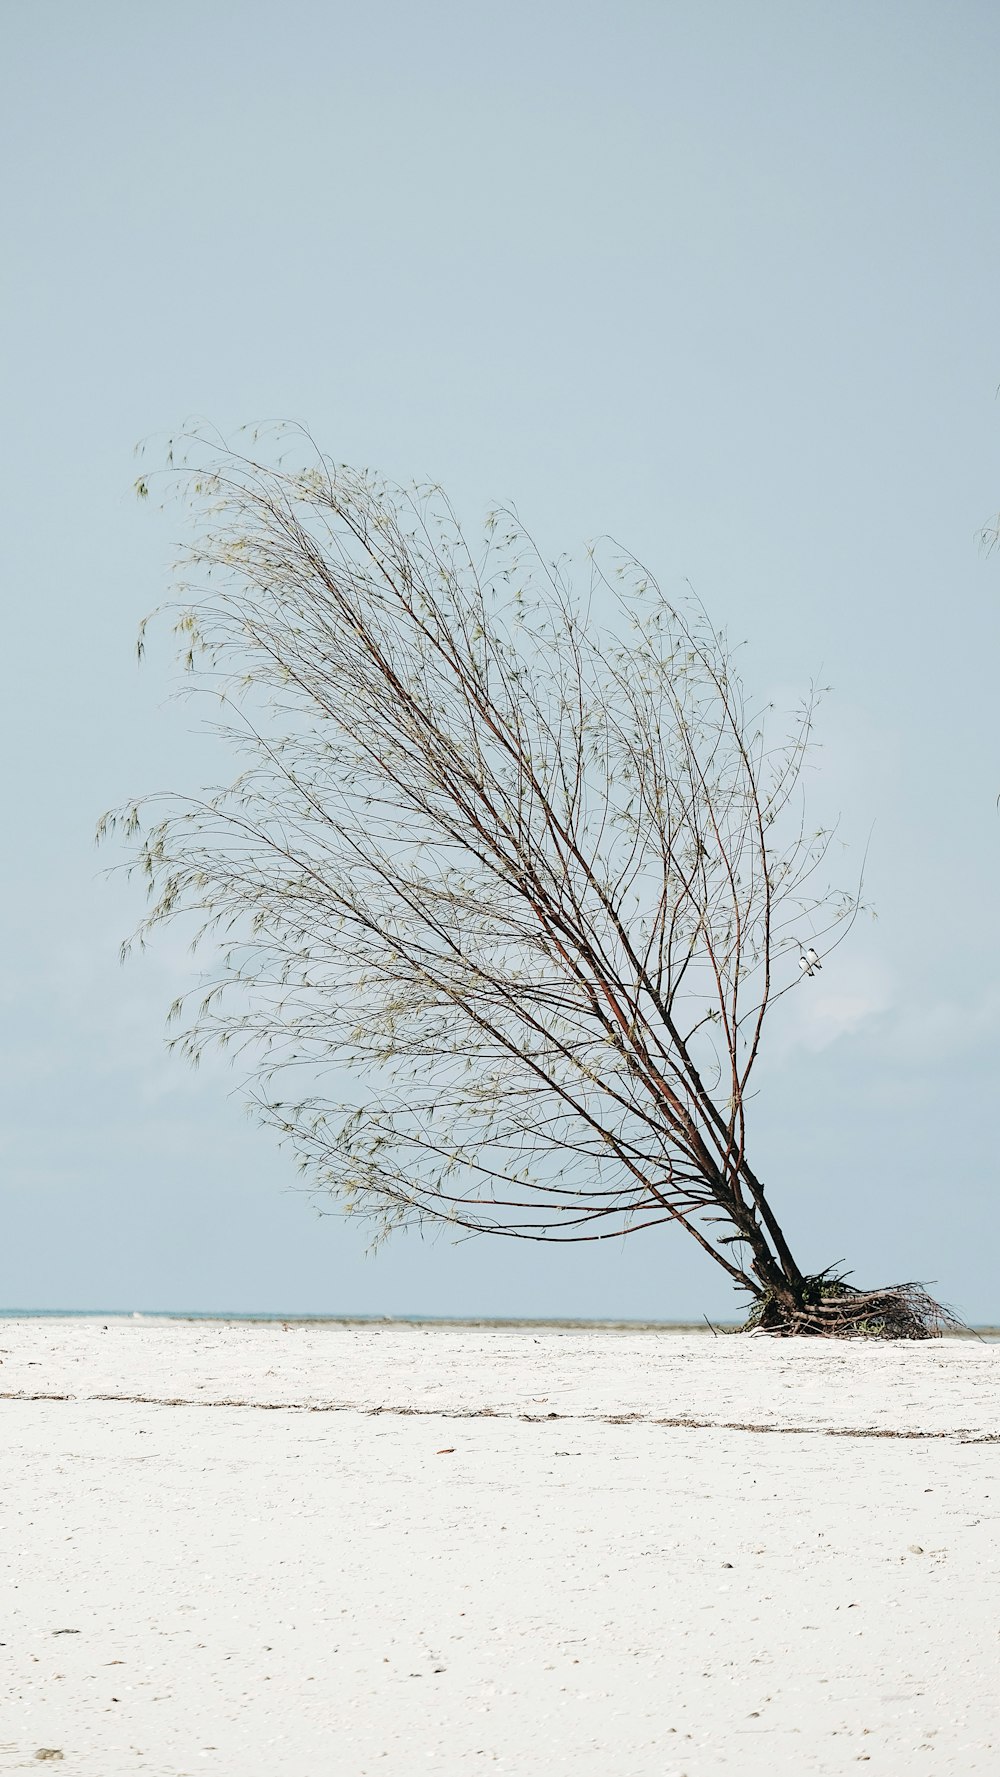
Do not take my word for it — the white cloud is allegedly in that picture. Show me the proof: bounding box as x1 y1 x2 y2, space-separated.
769 953 894 1057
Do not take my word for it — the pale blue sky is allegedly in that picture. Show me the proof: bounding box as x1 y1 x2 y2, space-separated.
2 0 998 1319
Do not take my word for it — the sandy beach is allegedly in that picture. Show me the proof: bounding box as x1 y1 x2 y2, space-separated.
1 1320 998 1775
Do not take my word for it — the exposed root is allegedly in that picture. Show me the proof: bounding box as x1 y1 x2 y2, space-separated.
740 1273 962 1340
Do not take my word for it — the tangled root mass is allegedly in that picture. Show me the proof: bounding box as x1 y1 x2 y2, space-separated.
741 1273 961 1340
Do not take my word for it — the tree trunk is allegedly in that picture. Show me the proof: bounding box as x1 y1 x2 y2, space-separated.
715 1186 803 1313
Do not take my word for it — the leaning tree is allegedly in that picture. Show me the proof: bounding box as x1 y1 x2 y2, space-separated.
103 425 951 1336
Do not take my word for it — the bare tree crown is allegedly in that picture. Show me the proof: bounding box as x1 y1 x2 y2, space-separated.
105 427 860 1301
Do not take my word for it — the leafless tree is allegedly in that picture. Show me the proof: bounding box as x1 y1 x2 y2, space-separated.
103 425 952 1336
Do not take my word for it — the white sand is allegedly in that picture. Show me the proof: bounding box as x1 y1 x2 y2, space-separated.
1 1321 998 1775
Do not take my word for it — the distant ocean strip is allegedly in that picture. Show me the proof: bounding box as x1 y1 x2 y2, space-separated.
0 1309 737 1329
2 1308 998 1335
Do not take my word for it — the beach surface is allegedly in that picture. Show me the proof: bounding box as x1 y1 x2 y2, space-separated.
1 1319 998 1775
